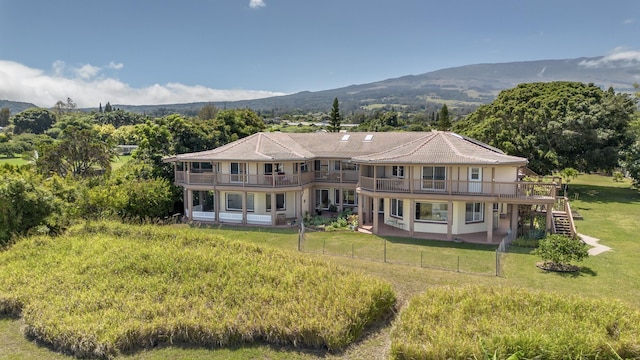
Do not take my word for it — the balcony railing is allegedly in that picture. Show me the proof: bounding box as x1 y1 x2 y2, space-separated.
174 171 316 188
359 177 556 200
313 170 359 183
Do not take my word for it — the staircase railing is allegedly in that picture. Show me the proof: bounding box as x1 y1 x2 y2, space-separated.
554 196 577 238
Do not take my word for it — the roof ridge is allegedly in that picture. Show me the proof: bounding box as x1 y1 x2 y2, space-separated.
263 133 308 158
443 132 503 163
253 133 276 159
363 133 436 161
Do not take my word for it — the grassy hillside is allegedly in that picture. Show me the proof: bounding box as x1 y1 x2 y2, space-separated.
0 222 395 358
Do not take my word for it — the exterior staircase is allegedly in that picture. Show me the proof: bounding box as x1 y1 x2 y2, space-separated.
552 212 573 237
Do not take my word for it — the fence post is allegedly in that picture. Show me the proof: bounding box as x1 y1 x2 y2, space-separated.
383 238 387 263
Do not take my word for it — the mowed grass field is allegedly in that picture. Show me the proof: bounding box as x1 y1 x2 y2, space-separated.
0 155 131 169
0 174 639 359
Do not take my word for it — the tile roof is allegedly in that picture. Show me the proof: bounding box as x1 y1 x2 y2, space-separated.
165 131 528 166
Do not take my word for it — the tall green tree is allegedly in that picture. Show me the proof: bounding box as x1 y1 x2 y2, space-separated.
455 82 636 174
37 127 114 177
0 107 10 127
11 108 57 134
436 104 451 131
327 98 342 132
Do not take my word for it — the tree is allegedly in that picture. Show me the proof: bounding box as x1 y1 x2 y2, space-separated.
455 82 636 174
12 108 57 134
198 104 218 120
533 234 589 271
37 127 114 177
0 172 59 244
436 104 451 131
0 107 10 127
327 97 342 132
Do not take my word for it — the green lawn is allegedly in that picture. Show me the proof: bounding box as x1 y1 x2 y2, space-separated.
0 155 132 169
0 156 27 166
0 174 639 359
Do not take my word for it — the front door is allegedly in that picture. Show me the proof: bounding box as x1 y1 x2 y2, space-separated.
315 189 329 210
468 167 482 193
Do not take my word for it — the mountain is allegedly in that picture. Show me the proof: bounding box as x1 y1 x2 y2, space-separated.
0 100 38 114
4 56 639 117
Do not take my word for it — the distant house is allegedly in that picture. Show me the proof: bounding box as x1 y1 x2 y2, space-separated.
164 131 570 242
116 145 138 155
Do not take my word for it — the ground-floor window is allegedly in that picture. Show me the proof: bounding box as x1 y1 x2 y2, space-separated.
465 202 484 223
226 193 254 212
391 198 403 218
193 190 215 211
266 193 286 212
415 202 448 222
341 189 357 205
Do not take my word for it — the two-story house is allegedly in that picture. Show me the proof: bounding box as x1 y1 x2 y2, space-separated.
164 131 565 242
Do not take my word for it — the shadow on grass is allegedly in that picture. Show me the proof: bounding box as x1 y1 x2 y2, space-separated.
540 265 598 278
570 184 640 205
383 236 498 252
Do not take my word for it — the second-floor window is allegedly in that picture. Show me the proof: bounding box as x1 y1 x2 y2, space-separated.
226 193 254 212
264 163 284 175
230 162 246 183
392 166 405 178
422 166 446 190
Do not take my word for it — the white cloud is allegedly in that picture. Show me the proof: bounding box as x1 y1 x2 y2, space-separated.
623 19 634 25
249 0 266 9
107 61 124 70
75 64 101 80
0 60 286 108
578 48 640 68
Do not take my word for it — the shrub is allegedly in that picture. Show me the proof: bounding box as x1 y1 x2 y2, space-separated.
533 234 589 268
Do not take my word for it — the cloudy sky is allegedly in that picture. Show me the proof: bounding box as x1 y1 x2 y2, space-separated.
1 0 639 108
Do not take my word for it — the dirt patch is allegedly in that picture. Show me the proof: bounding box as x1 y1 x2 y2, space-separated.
536 261 580 273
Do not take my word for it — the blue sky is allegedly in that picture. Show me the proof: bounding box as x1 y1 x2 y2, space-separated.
1 0 639 107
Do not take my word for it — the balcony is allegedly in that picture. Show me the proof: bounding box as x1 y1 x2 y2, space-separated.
174 171 316 188
358 177 557 201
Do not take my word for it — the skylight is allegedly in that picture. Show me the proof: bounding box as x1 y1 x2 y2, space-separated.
364 134 374 142
341 134 351 141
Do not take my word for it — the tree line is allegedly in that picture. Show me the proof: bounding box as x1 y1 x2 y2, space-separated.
0 102 266 245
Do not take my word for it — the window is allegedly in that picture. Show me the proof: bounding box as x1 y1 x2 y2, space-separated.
314 160 329 172
226 193 254 212
190 162 213 172
266 193 285 212
294 162 308 173
415 202 448 222
342 189 357 205
193 190 215 212
230 162 246 182
264 163 284 174
465 202 484 223
422 166 446 190
392 166 405 178
391 198 403 218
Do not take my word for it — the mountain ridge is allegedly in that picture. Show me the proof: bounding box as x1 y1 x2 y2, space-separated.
2 56 638 116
